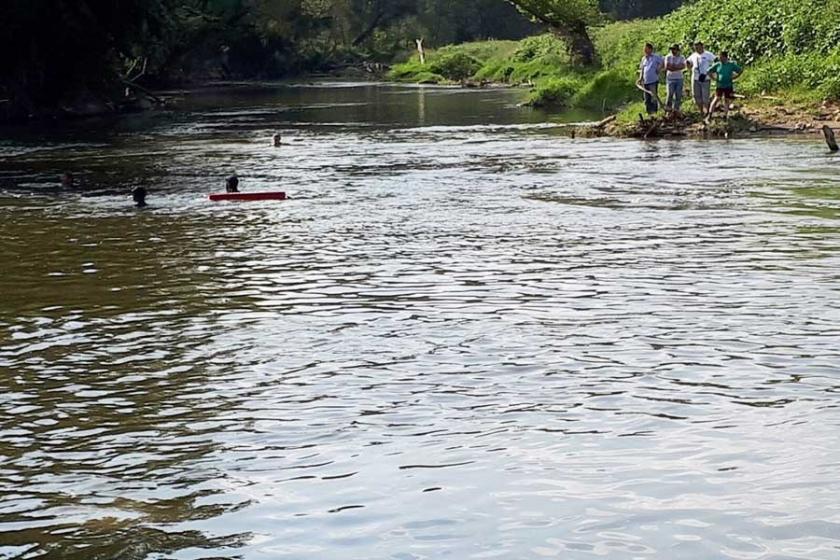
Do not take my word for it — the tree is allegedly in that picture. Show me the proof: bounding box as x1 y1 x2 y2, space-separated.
599 0 684 19
506 0 600 64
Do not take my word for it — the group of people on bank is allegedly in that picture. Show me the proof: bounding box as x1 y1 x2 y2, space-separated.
638 41 743 122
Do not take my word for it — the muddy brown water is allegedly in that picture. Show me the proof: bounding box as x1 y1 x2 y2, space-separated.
1 82 840 560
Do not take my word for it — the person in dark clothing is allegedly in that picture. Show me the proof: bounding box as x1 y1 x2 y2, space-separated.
226 175 240 193
132 186 148 208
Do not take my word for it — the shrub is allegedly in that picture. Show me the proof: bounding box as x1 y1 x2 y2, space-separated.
413 71 446 84
654 0 840 66
429 52 483 80
593 19 659 71
528 76 585 107
437 40 519 62
738 50 840 99
571 68 638 111
512 34 570 63
388 59 430 81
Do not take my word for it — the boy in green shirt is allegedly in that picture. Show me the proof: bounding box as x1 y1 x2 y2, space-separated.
705 51 743 123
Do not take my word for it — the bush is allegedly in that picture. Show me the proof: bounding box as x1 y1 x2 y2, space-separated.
571 68 638 111
429 52 483 80
388 59 429 81
654 0 840 65
437 40 519 62
593 19 659 71
737 50 840 99
512 34 570 63
528 76 585 107
413 71 446 84
389 40 519 83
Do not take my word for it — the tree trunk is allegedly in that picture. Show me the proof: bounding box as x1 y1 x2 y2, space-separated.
552 21 596 66
504 1 597 65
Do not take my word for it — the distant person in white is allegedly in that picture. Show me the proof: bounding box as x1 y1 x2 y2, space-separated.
686 41 716 117
664 44 687 115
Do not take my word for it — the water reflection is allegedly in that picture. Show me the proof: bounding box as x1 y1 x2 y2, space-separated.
2 84 840 559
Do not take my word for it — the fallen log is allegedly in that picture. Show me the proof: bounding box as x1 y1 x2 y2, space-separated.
593 115 616 128
822 125 839 152
121 79 164 106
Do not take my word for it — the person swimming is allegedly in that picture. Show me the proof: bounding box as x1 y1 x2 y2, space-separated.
61 172 75 188
132 186 148 208
226 175 240 193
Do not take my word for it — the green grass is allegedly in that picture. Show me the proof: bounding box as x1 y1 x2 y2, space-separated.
528 76 586 107
390 0 840 115
571 68 637 111
390 35 578 86
389 40 521 83
593 19 659 70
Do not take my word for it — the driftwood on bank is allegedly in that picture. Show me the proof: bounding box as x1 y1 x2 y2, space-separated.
118 56 165 106
823 125 839 152
121 79 165 105
635 83 664 111
593 114 616 128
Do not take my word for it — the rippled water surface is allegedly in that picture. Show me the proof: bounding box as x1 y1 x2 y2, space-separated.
2 83 840 560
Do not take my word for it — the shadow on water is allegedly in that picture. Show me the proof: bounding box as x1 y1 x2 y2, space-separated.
2 84 840 559
0 210 254 559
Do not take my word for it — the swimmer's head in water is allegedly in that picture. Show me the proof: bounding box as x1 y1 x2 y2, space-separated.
132 186 148 207
61 172 75 188
226 175 239 193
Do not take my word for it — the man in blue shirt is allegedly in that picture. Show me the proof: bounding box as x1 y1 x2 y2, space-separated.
637 43 664 115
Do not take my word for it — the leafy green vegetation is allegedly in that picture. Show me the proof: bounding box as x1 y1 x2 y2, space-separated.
529 77 586 107
650 0 840 101
569 69 637 110
394 0 840 118
0 0 538 120
6 0 840 122
506 0 601 64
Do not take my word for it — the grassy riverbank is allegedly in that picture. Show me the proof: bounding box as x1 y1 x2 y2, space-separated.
389 33 638 112
389 0 840 135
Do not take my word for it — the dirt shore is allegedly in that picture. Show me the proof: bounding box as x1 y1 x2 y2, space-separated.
589 99 840 140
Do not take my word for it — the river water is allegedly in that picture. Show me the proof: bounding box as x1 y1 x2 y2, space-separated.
1 83 840 560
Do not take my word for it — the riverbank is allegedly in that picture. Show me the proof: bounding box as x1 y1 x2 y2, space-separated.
581 97 840 139
389 0 840 141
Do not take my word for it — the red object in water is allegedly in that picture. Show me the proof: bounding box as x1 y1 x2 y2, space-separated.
209 192 287 202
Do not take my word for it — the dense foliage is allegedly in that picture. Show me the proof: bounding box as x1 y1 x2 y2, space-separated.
506 0 600 64
618 0 840 98
0 0 537 119
655 0 840 64
9 0 837 121
600 0 684 19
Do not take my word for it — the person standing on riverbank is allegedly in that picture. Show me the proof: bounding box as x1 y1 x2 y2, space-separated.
686 42 716 117
664 44 686 115
705 52 743 123
638 43 664 115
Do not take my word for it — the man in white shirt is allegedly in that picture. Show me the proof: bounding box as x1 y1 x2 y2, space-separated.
686 41 716 117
